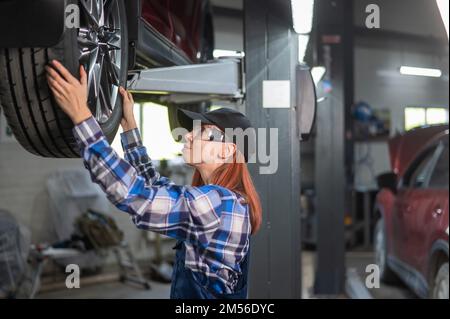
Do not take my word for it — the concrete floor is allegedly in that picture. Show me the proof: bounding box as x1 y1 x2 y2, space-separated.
37 280 171 299
35 251 416 299
301 251 316 298
302 250 417 299
346 251 418 299
36 253 316 299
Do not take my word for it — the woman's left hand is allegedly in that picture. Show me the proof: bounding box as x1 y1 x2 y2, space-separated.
46 60 92 125
119 87 137 132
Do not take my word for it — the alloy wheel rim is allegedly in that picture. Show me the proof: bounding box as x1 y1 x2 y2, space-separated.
78 0 122 124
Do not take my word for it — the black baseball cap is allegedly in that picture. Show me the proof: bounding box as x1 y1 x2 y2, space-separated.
177 108 256 162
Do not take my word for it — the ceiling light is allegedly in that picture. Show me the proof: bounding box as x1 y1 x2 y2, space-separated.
400 66 442 78
311 66 326 85
291 0 315 34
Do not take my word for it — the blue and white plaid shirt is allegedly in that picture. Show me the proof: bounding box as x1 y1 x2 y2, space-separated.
73 117 251 294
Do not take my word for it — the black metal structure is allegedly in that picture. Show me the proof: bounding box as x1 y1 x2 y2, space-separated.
244 0 302 298
0 0 66 48
313 0 354 295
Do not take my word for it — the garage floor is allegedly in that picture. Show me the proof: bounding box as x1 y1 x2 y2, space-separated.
346 251 418 299
36 252 317 299
37 280 171 299
35 251 416 299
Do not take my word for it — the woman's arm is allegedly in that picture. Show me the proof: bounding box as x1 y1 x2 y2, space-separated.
119 88 162 186
120 128 162 186
74 116 222 247
45 60 223 247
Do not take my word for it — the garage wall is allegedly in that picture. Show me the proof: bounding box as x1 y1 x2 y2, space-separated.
354 0 447 39
214 15 243 51
0 139 81 243
353 46 449 189
212 0 243 52
351 0 449 189
355 46 449 134
0 117 173 264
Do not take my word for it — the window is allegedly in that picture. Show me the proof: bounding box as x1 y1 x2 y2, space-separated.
111 103 141 158
141 103 183 160
403 147 437 188
429 141 449 189
110 103 183 160
404 107 449 131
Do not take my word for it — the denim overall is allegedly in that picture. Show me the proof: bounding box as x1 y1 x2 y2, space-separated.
170 240 250 299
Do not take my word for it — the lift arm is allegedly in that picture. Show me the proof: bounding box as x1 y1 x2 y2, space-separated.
126 58 245 102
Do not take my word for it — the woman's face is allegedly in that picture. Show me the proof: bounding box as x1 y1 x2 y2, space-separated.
182 125 235 167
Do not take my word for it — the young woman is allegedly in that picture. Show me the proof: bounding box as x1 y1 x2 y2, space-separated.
45 60 262 299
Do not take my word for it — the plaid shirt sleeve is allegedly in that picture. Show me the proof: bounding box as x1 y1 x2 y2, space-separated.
120 128 161 186
72 117 223 248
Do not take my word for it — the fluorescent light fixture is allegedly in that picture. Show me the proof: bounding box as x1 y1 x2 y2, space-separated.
436 0 449 40
213 50 245 58
298 34 310 63
400 66 442 78
291 0 315 34
311 66 326 85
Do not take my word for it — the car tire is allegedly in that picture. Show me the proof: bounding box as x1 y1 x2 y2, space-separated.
0 0 128 158
374 218 398 284
432 262 449 299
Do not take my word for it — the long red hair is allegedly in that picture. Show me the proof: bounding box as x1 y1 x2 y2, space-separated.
191 156 262 235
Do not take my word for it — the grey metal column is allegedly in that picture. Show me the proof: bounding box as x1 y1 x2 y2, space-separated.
313 0 354 295
244 0 302 298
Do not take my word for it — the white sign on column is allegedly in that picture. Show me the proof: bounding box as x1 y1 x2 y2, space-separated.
262 80 291 109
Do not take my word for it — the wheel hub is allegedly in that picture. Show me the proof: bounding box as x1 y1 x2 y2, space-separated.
77 0 122 124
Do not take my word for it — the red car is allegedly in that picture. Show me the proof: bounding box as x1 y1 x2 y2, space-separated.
0 0 213 157
374 124 449 299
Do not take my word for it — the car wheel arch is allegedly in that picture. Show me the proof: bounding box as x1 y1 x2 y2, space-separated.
428 240 449 288
374 203 396 259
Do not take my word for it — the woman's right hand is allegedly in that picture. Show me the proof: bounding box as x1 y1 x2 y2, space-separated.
120 87 137 132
